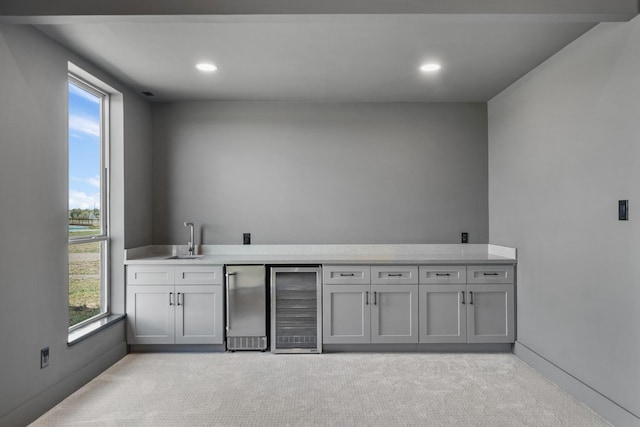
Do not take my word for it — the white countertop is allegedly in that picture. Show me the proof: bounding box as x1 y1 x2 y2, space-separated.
124 244 516 265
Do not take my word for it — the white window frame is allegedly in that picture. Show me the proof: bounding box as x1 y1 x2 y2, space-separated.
68 73 111 331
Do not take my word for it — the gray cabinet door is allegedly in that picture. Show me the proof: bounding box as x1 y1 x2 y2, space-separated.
127 266 174 285
466 265 514 284
323 265 371 285
175 285 223 344
126 285 175 344
371 284 419 343
419 284 467 343
466 284 514 343
371 266 419 285
419 265 466 284
175 266 223 285
323 284 371 344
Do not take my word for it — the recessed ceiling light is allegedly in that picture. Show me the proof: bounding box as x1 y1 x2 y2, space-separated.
420 63 442 73
196 63 218 72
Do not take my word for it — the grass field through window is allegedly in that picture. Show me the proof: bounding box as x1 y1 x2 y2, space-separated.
69 229 103 326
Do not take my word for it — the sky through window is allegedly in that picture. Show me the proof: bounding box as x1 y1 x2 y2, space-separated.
68 82 101 210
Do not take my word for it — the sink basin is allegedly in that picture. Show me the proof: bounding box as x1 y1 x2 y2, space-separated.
165 255 204 260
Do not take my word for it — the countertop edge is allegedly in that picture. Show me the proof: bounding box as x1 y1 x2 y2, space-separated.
124 244 517 265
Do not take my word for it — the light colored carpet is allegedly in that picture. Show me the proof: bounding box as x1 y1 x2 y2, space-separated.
32 352 609 426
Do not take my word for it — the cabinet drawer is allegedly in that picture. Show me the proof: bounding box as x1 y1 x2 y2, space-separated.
323 265 371 285
419 265 466 284
466 265 514 284
175 266 223 285
371 266 418 285
127 266 174 285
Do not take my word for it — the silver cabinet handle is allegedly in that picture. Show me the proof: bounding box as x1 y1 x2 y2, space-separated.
340 273 355 277
365 291 369 305
461 291 465 305
373 291 377 305
169 292 174 306
387 273 402 277
469 291 474 305
483 272 499 276
225 272 234 332
177 292 182 306
436 273 451 277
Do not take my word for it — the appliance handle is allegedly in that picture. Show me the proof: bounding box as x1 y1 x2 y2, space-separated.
225 272 236 332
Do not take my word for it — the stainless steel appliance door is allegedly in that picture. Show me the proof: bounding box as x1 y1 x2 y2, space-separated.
271 266 322 353
226 265 266 337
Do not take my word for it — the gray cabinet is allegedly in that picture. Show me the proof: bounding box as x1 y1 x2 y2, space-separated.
175 284 223 344
466 265 513 284
371 265 419 285
466 265 514 343
419 265 466 284
127 284 175 344
419 265 466 343
127 265 224 345
371 284 419 343
466 284 514 343
323 265 418 344
418 265 514 344
323 284 371 344
419 283 467 343
323 265 371 285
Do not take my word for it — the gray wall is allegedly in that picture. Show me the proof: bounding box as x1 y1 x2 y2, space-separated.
0 24 153 426
488 17 640 424
124 93 154 249
152 102 488 245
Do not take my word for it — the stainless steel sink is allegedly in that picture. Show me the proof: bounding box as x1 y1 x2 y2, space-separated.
164 255 203 260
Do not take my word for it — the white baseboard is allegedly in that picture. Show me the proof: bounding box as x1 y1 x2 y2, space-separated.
514 342 640 427
0 341 127 427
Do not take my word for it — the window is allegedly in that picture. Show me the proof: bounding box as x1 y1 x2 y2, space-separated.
68 74 109 329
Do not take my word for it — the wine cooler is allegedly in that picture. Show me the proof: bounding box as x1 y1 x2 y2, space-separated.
270 266 322 353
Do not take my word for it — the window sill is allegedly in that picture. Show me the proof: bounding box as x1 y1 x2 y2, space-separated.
68 314 126 346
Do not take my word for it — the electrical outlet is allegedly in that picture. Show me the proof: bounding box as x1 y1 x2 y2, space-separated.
41 347 49 369
461 232 468 244
619 200 629 221
243 233 251 245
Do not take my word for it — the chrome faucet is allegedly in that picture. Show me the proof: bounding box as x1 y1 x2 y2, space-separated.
184 222 195 255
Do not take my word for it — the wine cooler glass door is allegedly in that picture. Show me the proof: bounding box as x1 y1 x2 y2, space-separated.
271 267 322 353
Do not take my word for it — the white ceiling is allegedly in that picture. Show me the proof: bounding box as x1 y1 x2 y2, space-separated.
37 16 597 102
